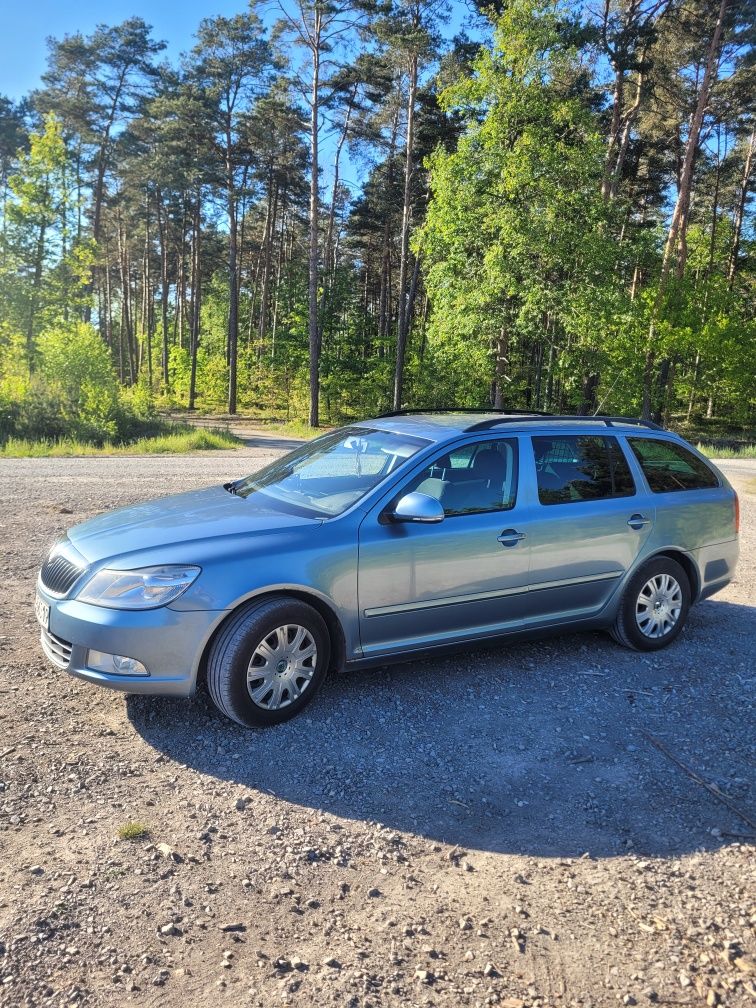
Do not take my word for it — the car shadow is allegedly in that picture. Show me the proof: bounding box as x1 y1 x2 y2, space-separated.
127 598 754 858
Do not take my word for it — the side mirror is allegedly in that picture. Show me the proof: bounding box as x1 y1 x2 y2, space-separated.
389 492 445 524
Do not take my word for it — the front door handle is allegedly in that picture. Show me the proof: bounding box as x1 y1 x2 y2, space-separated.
498 529 527 547
627 514 651 530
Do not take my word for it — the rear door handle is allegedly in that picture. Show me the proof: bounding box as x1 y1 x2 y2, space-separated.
498 529 527 547
627 514 651 530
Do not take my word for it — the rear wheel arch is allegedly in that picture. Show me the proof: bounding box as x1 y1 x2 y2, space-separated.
645 548 700 602
196 588 346 691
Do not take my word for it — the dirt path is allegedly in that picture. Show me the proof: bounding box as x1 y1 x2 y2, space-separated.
0 451 753 1008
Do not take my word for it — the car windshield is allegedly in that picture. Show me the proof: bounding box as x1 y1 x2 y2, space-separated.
232 427 430 517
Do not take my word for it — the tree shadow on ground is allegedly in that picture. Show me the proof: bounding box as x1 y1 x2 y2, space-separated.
128 598 755 859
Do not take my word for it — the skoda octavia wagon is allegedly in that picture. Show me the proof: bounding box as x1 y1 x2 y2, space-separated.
36 412 739 728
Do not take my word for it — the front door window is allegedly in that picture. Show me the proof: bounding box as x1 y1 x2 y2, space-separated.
401 438 518 516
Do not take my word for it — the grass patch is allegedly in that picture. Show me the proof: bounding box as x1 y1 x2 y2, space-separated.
0 426 242 457
697 443 756 459
254 418 327 439
118 821 151 841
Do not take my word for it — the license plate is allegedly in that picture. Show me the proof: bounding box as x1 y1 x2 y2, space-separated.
34 595 50 631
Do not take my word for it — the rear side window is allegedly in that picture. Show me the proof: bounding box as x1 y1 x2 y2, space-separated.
628 438 719 493
533 435 635 505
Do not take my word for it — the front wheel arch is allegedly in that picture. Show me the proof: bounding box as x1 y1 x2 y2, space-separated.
195 588 346 692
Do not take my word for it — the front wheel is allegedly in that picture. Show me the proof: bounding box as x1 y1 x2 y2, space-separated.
207 597 331 728
611 557 691 651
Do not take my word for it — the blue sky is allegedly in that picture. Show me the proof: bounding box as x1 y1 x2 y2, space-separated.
1 1 249 101
1 1 472 103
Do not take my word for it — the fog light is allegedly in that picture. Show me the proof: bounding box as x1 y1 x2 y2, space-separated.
87 649 149 676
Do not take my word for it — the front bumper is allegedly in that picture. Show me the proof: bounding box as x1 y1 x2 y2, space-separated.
37 585 223 696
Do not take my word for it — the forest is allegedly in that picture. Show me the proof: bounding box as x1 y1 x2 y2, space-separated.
0 0 753 447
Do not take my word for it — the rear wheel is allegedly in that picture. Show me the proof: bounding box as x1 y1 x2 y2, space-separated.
611 557 691 651
207 597 330 728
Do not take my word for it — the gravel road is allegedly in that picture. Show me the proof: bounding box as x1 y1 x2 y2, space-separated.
0 445 753 1008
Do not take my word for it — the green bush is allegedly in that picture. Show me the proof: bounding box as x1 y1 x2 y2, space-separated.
0 322 174 446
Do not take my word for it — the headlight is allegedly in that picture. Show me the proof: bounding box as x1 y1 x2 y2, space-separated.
76 565 201 609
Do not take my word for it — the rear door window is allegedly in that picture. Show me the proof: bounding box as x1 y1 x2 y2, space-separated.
627 438 719 493
532 435 636 505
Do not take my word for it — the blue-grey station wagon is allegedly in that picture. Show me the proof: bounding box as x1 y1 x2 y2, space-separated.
36 411 740 727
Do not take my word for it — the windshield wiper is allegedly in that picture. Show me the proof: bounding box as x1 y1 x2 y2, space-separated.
224 480 240 495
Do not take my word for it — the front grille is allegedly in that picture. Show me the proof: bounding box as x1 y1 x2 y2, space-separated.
40 552 85 597
40 627 73 669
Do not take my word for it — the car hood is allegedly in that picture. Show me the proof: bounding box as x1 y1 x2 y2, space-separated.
66 484 321 565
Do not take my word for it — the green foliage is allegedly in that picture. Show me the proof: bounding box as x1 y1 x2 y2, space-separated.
0 2 753 437
0 114 93 363
0 426 242 457
0 322 172 445
696 443 756 460
417 0 621 407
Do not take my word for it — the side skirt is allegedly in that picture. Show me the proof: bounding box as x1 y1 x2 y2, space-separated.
342 614 612 674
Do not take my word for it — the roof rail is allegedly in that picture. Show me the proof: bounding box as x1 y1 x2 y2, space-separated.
464 414 663 433
377 407 552 418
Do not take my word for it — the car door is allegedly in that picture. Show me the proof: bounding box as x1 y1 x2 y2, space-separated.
522 433 654 622
357 437 531 657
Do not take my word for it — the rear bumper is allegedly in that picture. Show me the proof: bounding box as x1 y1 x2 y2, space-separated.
694 538 739 602
37 585 222 696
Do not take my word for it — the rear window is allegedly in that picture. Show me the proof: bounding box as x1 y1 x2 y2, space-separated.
532 435 635 505
627 438 719 493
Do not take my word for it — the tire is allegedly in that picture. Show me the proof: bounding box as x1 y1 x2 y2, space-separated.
207 597 331 728
610 556 691 652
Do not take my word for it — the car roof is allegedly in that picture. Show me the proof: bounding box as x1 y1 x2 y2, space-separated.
352 412 671 445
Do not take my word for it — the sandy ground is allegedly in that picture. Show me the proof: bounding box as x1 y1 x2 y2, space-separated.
0 444 753 1008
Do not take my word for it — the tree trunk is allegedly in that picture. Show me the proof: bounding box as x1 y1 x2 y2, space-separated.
270 189 287 360
117 218 135 384
393 53 418 411
307 11 323 428
188 194 201 411
493 328 509 408
25 218 47 372
156 194 170 390
318 89 356 349
257 173 277 351
602 65 625 199
727 127 754 288
664 0 728 283
226 120 240 415
608 64 646 200
643 0 728 418
686 352 700 420
141 208 153 389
